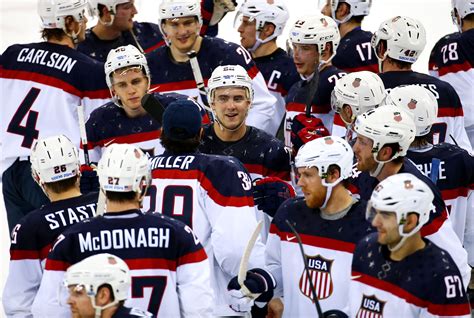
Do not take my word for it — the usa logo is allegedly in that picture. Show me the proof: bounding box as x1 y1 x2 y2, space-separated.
299 255 334 301
356 294 386 318
352 78 362 88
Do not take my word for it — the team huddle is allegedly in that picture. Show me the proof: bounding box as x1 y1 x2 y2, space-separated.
1 0 473 317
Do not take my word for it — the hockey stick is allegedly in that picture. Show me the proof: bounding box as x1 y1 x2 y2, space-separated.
285 219 323 318
77 105 106 216
238 220 264 298
186 50 214 119
141 93 165 124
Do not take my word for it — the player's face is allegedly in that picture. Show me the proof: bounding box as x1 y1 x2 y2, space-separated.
297 167 327 209
292 43 319 77
162 17 201 53
112 1 137 31
111 66 149 118
371 209 401 248
340 104 354 125
71 13 88 43
320 0 332 17
67 285 95 318
352 134 378 172
212 87 251 130
238 16 257 49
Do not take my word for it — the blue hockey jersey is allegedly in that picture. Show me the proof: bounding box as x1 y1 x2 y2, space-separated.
350 233 471 317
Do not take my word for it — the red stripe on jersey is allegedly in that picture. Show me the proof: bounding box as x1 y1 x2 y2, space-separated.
245 163 291 181
429 61 437 72
150 80 204 92
178 248 207 266
437 106 464 117
45 259 71 271
151 169 255 207
144 41 165 53
286 102 331 114
247 66 259 79
441 187 470 200
333 113 345 127
340 63 379 73
438 61 472 76
10 249 40 260
352 271 471 315
421 208 447 237
266 82 288 96
278 230 355 253
201 7 212 20
39 243 52 260
83 130 161 149
269 223 279 235
126 258 177 271
0 69 109 99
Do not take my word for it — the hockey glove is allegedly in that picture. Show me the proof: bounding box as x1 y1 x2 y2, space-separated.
227 268 276 313
253 177 296 218
79 164 100 194
210 0 237 26
291 126 330 153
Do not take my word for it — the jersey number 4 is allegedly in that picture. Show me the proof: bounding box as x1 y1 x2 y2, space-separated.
7 87 40 148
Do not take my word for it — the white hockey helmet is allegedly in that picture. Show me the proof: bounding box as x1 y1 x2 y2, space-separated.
235 0 290 52
385 85 438 137
295 135 353 182
158 0 202 40
30 135 80 185
97 143 151 193
330 0 372 24
88 0 131 17
64 253 130 313
451 0 474 30
208 65 254 103
368 173 434 249
105 45 150 90
371 16 426 64
38 0 89 29
331 71 386 124
354 104 416 159
290 14 340 63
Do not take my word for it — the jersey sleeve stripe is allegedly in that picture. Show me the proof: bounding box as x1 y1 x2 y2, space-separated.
420 208 447 237
10 249 41 260
45 259 71 271
1 69 109 99
286 102 331 114
351 271 471 315
247 65 259 79
144 41 166 53
177 248 207 266
437 107 464 117
441 187 471 200
83 130 161 149
438 60 472 76
150 79 202 92
244 163 291 181
151 169 255 207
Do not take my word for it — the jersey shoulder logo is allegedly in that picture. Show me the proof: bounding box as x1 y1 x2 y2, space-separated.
299 254 334 301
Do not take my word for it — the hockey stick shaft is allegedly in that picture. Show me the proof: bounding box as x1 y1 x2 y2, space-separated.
304 65 321 117
141 93 165 124
238 220 264 297
285 219 323 318
187 50 214 118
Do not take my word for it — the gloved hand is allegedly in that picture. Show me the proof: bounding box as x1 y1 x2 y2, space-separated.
253 177 296 217
227 268 276 313
210 0 237 26
80 164 99 194
291 126 330 153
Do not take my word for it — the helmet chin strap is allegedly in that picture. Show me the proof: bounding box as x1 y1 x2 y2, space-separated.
91 296 119 318
64 23 83 45
320 176 343 210
98 14 115 27
370 149 394 177
388 235 408 252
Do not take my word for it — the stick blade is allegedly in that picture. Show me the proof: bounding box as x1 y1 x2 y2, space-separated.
141 93 165 124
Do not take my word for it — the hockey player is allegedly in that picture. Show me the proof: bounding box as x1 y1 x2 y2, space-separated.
148 99 265 316
201 0 238 36
64 253 154 317
351 105 471 287
83 45 209 165
372 15 472 151
285 14 346 148
32 143 213 317
321 0 378 73
147 0 277 133
0 0 110 232
235 0 300 136
330 70 386 139
350 173 471 317
227 136 374 316
385 85 474 272
429 0 474 148
77 0 165 62
2 135 97 317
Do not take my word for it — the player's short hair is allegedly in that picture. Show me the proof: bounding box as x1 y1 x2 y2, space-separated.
160 132 201 154
386 55 412 70
41 27 67 41
105 191 137 203
43 175 79 194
